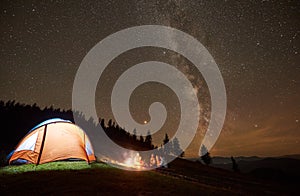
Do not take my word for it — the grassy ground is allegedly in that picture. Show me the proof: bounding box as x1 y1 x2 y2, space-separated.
0 161 225 195
0 160 294 195
0 161 95 174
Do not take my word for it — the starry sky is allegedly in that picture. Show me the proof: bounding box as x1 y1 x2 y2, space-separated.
1 0 299 157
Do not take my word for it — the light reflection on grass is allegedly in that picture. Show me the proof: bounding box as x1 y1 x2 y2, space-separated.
0 161 110 175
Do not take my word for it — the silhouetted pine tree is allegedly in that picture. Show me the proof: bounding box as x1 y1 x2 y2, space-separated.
163 133 169 144
145 131 153 149
108 119 112 127
100 119 105 130
139 135 144 143
172 137 183 157
132 128 137 141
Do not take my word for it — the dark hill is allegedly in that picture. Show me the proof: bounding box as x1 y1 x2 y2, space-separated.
1 159 298 195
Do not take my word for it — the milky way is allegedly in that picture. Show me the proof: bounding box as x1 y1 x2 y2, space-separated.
0 0 299 157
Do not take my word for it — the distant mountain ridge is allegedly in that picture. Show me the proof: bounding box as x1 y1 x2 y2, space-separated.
278 154 300 160
212 156 262 164
210 156 300 183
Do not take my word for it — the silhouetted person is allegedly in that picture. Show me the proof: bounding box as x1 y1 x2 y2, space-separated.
200 145 212 165
231 156 239 172
163 133 171 156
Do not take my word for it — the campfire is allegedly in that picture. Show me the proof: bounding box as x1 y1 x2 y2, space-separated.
100 153 167 170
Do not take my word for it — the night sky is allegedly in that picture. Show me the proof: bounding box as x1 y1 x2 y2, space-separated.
1 0 299 157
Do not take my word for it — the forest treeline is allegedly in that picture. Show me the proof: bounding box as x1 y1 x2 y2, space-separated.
0 100 74 153
0 100 183 161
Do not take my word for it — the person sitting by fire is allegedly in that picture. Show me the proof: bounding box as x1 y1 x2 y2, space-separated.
156 155 161 167
160 156 168 168
150 154 156 167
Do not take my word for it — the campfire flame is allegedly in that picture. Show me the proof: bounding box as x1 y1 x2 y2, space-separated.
122 153 143 169
100 153 166 170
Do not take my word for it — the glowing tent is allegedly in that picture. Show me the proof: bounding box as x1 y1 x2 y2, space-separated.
8 118 96 165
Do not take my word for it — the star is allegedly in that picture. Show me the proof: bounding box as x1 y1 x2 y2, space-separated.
0 0 299 157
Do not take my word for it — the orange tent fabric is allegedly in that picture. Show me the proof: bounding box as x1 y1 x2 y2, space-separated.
9 119 96 164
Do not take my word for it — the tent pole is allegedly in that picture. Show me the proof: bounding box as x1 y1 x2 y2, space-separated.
36 125 47 165
84 133 90 164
